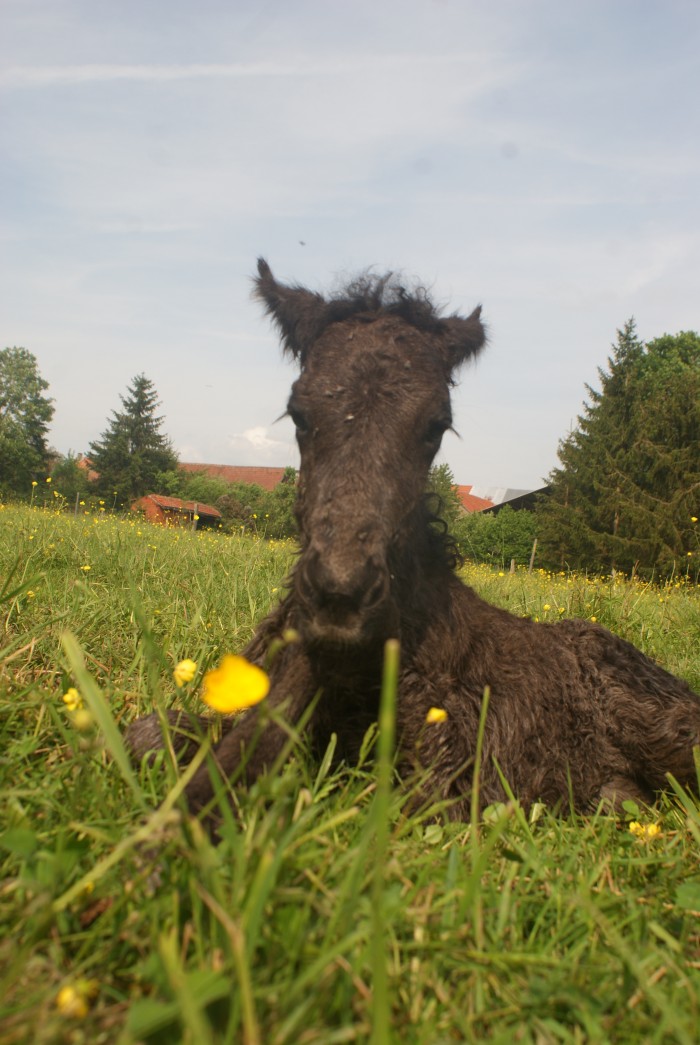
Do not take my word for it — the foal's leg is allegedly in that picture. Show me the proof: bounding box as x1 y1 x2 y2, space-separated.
592 627 700 793
183 649 316 815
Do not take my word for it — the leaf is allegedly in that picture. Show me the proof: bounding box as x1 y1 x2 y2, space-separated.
675 880 700 911
0 828 39 858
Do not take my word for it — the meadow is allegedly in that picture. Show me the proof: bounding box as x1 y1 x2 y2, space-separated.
1 502 700 1044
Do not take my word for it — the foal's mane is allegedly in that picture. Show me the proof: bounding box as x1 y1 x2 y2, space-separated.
323 272 445 333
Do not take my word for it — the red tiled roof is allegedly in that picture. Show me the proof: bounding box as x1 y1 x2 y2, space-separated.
454 485 495 513
138 494 222 518
180 463 288 491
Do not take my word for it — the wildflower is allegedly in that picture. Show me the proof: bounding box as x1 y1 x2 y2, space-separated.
79 500 85 506
55 979 99 1019
72 708 93 732
629 821 661 841
80 564 91 572
425 706 448 724
202 654 270 713
590 616 597 622
173 658 198 688
543 604 551 611
31 481 38 487
45 477 52 483
692 517 698 523
62 687 82 711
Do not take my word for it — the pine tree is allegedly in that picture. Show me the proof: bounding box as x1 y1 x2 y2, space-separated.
88 374 178 504
537 322 700 576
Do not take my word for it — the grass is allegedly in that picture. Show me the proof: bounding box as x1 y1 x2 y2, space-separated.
1 502 700 1043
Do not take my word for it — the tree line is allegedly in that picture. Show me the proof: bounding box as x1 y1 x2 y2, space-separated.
2 323 698 576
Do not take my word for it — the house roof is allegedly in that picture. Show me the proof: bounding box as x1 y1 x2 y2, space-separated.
136 494 222 518
179 463 288 491
454 485 495 513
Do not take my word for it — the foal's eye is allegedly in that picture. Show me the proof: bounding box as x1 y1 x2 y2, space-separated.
424 419 450 445
288 406 309 434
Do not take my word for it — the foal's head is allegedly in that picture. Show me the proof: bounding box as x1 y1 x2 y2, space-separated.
255 258 486 649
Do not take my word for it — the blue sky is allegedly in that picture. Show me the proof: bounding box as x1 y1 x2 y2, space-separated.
3 0 699 489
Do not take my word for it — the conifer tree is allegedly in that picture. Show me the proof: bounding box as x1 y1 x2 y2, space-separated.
88 374 178 504
537 322 700 576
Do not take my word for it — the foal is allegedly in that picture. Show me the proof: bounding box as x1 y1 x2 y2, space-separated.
127 259 700 818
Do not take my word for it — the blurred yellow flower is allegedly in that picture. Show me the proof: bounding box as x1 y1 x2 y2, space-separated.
55 979 98 1019
543 604 551 611
202 654 270 713
692 516 698 523
31 480 38 487
80 564 91 572
62 687 82 711
173 658 198 688
72 708 93 732
425 706 448 724
629 821 661 841
45 477 51 483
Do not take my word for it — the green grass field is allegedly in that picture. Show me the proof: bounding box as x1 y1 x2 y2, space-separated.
2 503 700 1044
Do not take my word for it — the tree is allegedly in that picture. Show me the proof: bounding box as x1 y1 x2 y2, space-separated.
89 374 178 504
0 347 54 494
427 463 463 529
537 322 700 576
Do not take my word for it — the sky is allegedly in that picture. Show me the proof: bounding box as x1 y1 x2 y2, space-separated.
3 0 700 490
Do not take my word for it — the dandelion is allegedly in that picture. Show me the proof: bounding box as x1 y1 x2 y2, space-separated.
425 706 448 724
62 687 82 711
173 658 198 688
629 821 661 841
202 654 270 713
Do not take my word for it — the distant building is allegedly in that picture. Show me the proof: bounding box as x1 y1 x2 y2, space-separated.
454 485 496 513
179 463 288 491
131 494 222 529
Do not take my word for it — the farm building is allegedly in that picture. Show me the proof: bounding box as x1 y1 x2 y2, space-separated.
179 463 288 491
131 494 222 529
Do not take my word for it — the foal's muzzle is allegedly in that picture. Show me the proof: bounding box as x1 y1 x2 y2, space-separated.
295 542 392 647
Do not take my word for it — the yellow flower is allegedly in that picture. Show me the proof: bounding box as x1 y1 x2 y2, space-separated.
202 654 270 713
31 480 38 487
173 658 198 688
692 517 698 523
55 979 98 1019
45 477 52 483
72 708 93 731
62 687 82 711
543 604 551 611
629 821 661 841
425 706 448 724
80 564 91 572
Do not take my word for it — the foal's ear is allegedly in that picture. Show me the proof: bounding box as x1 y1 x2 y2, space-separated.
440 306 486 373
253 258 329 364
